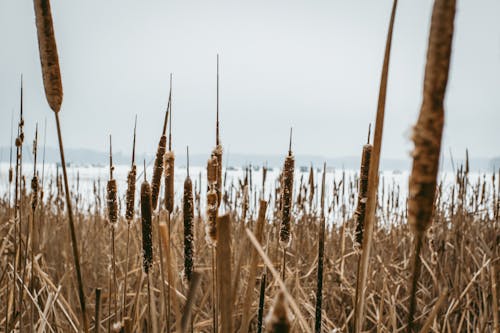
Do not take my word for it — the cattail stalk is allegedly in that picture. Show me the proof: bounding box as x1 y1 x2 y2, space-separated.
123 117 137 319
151 84 171 210
353 1 397 332
106 136 119 325
314 163 326 333
183 147 194 283
407 0 456 330
33 1 89 330
280 129 294 281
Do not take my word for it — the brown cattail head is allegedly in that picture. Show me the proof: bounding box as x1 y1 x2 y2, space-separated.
164 151 175 213
31 175 39 211
207 155 218 185
279 153 294 248
354 144 373 246
205 156 219 246
140 180 153 274
33 0 63 112
265 292 291 333
107 179 118 225
151 135 167 210
408 0 456 235
9 167 13 184
183 174 194 283
212 145 223 207
125 165 136 221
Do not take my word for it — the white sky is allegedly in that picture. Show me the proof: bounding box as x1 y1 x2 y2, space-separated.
0 0 499 160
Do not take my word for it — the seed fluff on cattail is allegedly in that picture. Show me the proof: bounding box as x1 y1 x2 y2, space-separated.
205 155 219 246
107 136 118 225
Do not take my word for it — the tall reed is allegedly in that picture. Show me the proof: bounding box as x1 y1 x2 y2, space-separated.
33 0 89 330
314 163 326 333
407 0 456 330
353 1 397 332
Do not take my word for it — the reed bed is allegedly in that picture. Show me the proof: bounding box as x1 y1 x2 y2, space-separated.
1 0 498 332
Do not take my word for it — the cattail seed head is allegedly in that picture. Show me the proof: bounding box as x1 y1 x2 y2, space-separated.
140 180 153 274
207 155 218 185
183 175 194 283
212 145 223 207
125 165 136 221
265 292 291 333
106 179 118 224
354 144 372 246
33 0 63 112
164 151 175 213
31 175 39 211
9 167 13 183
279 154 294 248
151 135 167 210
206 189 218 246
408 0 456 235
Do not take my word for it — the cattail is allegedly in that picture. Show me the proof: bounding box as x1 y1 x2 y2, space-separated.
354 144 372 246
125 166 136 221
151 135 166 210
265 292 291 333
407 0 456 330
9 167 13 184
33 0 63 112
408 0 455 235
107 179 118 224
279 129 294 249
107 137 118 225
31 176 39 211
125 117 137 222
34 1 89 330
212 145 223 207
164 151 175 213
183 147 194 283
205 155 218 245
308 165 314 206
141 174 153 274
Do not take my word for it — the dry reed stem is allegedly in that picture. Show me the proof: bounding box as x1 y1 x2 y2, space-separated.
181 271 202 333
353 1 397 332
216 214 233 333
245 229 312 333
418 288 448 333
265 292 291 333
240 199 268 332
314 163 326 333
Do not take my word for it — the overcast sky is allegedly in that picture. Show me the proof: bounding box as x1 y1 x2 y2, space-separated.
0 0 499 162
